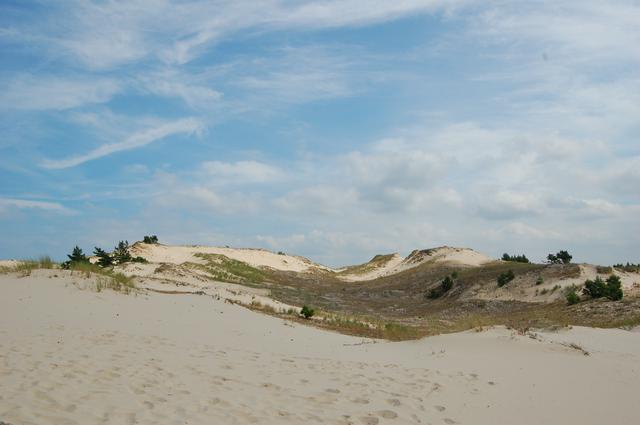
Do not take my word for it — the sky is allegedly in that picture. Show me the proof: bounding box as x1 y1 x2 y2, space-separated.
1 0 639 266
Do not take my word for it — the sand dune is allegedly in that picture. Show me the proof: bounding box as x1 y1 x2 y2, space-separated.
337 247 494 282
130 243 329 273
2 271 640 425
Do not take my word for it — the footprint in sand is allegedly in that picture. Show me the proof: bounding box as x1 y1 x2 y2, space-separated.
434 405 446 412
351 397 369 404
443 419 457 424
359 416 379 425
378 410 398 419
387 398 401 406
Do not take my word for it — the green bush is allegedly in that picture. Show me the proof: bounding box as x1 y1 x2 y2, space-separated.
427 274 456 299
566 288 580 305
536 276 544 285
547 250 572 264
143 235 159 244
300 305 315 319
605 275 623 301
583 276 607 298
582 275 623 301
497 270 515 287
502 253 530 263
613 262 640 273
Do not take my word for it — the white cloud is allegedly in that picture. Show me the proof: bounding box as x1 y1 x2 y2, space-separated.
18 0 460 69
201 160 283 183
0 76 121 110
0 197 75 215
41 117 204 169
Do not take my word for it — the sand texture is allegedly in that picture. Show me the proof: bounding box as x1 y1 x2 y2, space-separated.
2 272 640 425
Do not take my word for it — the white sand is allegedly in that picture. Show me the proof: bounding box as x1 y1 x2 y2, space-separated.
130 243 329 273
2 271 640 425
339 247 494 282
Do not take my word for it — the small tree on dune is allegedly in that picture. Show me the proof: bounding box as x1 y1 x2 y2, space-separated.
605 275 623 301
547 250 572 264
61 246 89 269
93 247 113 268
112 241 132 264
143 235 159 244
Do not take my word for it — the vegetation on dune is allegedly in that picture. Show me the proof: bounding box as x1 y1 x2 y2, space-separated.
143 235 159 244
426 273 457 299
565 286 580 305
582 275 623 301
94 247 113 267
547 250 572 264
61 246 90 269
613 262 640 273
192 253 268 284
497 269 515 287
337 253 397 276
300 305 315 319
0 256 57 275
502 253 530 263
92 240 147 268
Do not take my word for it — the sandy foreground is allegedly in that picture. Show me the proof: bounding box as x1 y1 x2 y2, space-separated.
1 272 640 425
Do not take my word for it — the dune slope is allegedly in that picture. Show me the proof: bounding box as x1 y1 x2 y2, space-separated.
2 272 640 425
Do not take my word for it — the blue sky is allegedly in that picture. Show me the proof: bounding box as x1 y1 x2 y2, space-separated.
1 0 639 266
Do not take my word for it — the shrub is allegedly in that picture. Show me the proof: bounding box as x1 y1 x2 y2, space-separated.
613 262 640 273
131 256 148 263
502 253 530 263
300 305 315 319
536 276 544 285
547 250 572 264
277 251 285 255
143 235 159 244
566 288 580 305
427 274 456 299
497 270 515 287
605 275 623 301
583 276 607 298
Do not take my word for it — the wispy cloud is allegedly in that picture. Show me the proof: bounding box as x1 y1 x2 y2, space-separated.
201 160 283 184
0 75 121 110
0 197 75 215
41 118 204 169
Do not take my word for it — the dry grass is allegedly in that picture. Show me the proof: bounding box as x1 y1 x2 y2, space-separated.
0 256 57 276
95 273 135 294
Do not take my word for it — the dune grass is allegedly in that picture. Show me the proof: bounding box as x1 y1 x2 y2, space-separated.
0 256 57 276
66 262 135 294
0 258 135 294
192 253 269 284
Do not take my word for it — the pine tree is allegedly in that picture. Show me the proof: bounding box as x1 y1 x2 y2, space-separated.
605 275 623 301
112 241 132 264
93 247 113 268
67 246 87 263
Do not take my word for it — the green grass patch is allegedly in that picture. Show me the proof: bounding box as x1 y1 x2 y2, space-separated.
193 253 269 284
